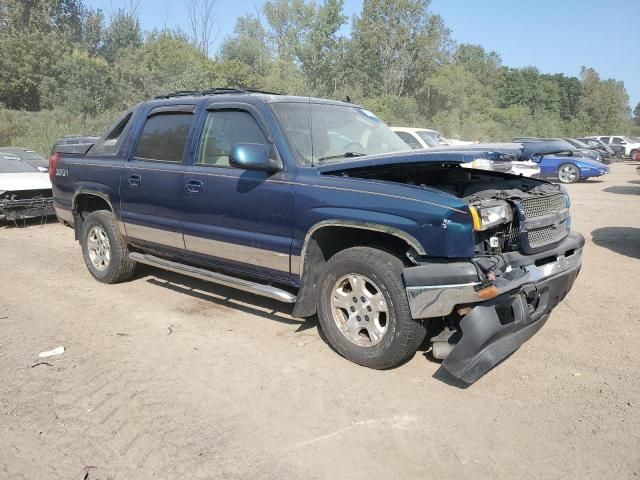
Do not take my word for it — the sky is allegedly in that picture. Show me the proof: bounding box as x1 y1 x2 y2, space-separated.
85 0 640 108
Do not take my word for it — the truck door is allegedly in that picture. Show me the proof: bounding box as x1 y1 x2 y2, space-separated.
180 105 294 283
120 105 196 254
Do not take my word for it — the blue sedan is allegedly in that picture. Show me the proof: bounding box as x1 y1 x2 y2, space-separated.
537 154 609 184
518 140 610 183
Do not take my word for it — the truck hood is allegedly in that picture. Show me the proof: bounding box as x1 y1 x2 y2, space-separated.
0 172 52 192
316 149 517 174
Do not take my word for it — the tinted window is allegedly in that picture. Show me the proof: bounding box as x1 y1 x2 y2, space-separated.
91 111 133 156
600 136 610 143
197 110 268 167
135 113 194 163
395 132 422 149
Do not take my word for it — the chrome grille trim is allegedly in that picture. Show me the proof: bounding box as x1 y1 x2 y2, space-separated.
520 194 564 218
527 220 570 248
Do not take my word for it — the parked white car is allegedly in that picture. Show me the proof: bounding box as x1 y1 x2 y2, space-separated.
0 151 54 221
595 136 640 158
391 127 444 148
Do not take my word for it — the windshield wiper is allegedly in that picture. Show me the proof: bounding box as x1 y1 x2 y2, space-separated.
317 151 366 162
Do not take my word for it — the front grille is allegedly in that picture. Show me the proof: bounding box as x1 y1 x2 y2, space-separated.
527 219 569 248
520 193 564 218
516 193 569 252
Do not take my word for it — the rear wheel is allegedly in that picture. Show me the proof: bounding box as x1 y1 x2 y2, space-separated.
80 210 136 283
630 149 638 161
317 246 427 369
557 163 580 184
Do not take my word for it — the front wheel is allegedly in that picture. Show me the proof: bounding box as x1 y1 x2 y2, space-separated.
630 149 638 161
80 210 136 283
557 163 580 184
317 247 427 369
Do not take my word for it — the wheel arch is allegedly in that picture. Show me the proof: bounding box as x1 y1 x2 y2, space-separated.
291 221 425 318
72 190 122 241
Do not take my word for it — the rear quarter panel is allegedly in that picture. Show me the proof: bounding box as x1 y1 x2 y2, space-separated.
52 155 125 225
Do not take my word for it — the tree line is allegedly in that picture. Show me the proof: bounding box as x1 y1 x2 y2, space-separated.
1 0 638 146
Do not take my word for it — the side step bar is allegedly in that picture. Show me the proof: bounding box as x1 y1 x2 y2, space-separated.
129 252 297 303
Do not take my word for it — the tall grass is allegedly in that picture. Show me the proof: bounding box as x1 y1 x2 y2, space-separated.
0 108 119 156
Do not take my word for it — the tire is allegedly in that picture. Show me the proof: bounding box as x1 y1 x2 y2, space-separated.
630 149 638 161
557 163 580 184
317 246 427 369
80 210 136 284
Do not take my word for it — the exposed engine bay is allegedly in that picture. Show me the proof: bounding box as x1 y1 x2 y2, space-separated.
330 163 568 256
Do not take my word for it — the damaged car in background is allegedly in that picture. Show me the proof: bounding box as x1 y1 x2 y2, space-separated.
0 147 50 172
0 151 54 222
51 90 583 385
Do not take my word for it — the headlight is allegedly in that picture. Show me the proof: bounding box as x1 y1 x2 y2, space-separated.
469 201 513 231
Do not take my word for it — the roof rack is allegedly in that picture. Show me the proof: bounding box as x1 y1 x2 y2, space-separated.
154 87 282 100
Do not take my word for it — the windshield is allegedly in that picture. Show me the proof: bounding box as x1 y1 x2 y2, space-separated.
416 131 440 147
0 154 38 173
271 102 410 165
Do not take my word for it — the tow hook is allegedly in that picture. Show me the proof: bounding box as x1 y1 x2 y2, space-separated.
522 285 540 313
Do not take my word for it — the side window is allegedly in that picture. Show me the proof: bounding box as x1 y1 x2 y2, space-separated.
135 113 194 163
90 111 133 156
395 131 422 149
197 110 268 167
600 136 610 143
611 137 623 145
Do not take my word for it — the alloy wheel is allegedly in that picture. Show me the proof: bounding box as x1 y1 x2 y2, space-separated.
87 225 111 271
330 273 389 347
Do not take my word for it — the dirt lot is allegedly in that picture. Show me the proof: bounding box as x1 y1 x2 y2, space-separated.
1 163 639 480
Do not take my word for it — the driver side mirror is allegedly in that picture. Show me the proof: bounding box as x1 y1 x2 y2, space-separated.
229 143 281 173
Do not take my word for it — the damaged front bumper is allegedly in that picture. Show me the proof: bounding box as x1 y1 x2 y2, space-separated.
403 232 584 384
0 196 54 221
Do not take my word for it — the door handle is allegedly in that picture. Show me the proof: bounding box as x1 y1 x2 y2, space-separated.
185 179 203 193
128 174 142 186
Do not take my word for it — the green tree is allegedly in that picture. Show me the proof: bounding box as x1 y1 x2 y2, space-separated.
40 49 122 115
296 0 347 96
349 0 452 97
263 0 314 62
101 7 142 63
81 8 105 56
576 67 629 134
633 102 640 126
218 15 270 76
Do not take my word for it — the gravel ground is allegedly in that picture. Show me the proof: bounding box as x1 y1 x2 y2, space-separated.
1 163 639 480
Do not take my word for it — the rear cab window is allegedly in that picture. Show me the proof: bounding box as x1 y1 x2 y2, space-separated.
90 110 134 156
134 108 195 163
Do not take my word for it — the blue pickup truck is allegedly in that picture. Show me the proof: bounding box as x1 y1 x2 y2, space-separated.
51 89 584 384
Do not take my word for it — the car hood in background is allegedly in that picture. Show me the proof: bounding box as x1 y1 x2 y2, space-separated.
316 148 518 174
0 172 52 192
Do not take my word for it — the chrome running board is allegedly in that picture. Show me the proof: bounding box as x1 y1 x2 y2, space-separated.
129 252 297 303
